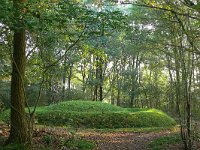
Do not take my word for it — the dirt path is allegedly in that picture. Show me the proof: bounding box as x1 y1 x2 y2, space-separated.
78 130 174 150
0 123 178 150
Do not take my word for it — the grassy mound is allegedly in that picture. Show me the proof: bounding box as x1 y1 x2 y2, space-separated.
0 100 176 128
45 100 123 112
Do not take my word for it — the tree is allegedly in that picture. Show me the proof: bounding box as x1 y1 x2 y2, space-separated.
7 0 30 144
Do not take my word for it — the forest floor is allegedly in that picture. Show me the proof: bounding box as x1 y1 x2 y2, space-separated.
0 123 183 150
78 129 182 150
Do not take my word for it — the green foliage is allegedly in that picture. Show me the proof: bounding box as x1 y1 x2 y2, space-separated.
0 143 28 150
0 101 177 128
0 101 5 113
87 126 177 133
149 134 181 150
0 81 11 108
0 109 10 124
46 100 123 112
41 134 55 145
0 136 6 146
64 138 96 150
7 101 176 128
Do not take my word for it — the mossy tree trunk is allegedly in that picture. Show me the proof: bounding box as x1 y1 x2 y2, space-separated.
7 0 30 144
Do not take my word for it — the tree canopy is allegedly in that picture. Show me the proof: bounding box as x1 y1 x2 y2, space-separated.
0 0 200 149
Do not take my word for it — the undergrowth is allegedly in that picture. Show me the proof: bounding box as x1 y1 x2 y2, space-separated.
149 133 181 150
64 138 96 150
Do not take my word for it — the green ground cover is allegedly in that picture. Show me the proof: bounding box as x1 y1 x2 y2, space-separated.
0 100 176 128
149 133 181 150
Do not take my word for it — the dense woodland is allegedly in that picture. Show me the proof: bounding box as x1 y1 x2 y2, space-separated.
0 0 200 149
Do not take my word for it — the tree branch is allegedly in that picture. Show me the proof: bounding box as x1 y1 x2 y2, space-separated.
120 2 200 20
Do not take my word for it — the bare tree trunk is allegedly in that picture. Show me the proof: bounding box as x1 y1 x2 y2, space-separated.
117 84 120 106
62 54 67 100
93 56 99 101
67 63 73 99
116 65 121 106
7 1 30 143
80 60 86 96
94 67 98 101
167 55 175 112
99 58 103 102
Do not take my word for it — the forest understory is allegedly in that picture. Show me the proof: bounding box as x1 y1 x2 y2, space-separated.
0 123 185 150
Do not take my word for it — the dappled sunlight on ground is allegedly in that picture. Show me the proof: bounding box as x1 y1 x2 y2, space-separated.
0 123 181 150
78 129 177 150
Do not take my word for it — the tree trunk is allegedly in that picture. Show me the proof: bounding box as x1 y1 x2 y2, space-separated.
67 63 73 99
7 0 30 144
167 56 175 112
94 56 99 101
81 60 86 96
117 86 120 106
7 26 29 144
99 58 103 102
62 54 67 100
116 71 121 106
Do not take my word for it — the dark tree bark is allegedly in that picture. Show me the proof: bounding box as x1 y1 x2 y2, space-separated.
67 63 73 99
62 54 67 100
7 0 30 143
8 30 29 144
93 56 99 101
99 58 103 102
116 69 121 106
80 59 86 95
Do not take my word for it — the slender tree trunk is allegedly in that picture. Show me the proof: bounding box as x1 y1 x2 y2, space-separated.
94 56 99 101
167 56 175 112
99 58 103 101
116 69 121 106
117 85 120 106
81 61 86 96
67 63 73 99
110 59 117 105
130 56 135 107
62 54 67 100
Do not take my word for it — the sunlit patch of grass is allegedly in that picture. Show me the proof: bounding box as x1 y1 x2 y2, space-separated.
80 126 178 133
64 138 96 150
145 109 165 114
149 133 181 150
46 100 124 112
